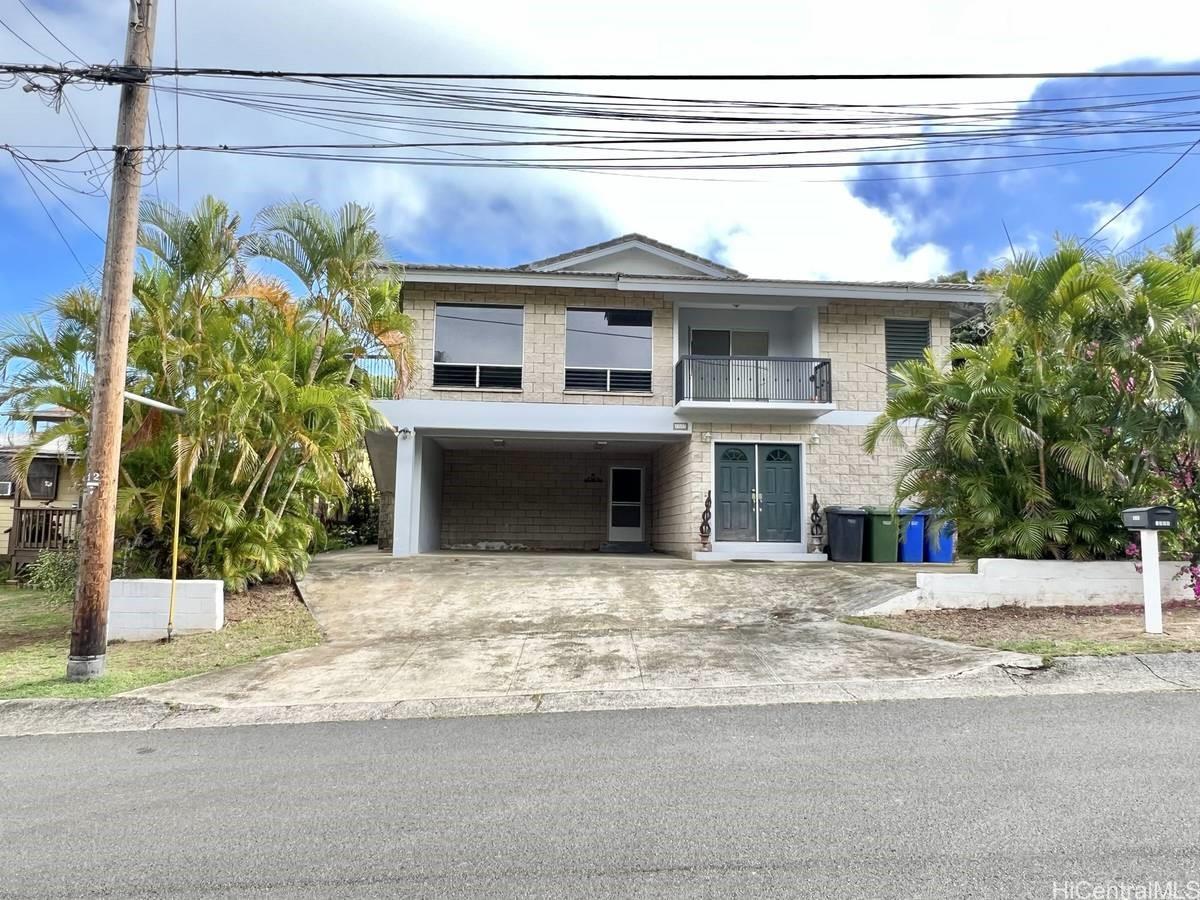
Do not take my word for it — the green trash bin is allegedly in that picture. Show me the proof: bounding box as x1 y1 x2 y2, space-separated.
863 506 900 562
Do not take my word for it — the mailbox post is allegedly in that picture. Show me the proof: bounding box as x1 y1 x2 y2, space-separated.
1121 506 1179 635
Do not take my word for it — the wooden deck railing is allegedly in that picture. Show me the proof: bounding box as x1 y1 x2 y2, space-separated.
12 507 80 555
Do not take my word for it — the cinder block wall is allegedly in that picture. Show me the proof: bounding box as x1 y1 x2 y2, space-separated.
651 441 699 556
819 300 952 411
403 284 675 405
440 449 654 550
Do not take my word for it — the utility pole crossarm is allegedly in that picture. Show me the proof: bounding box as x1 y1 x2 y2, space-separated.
67 0 159 682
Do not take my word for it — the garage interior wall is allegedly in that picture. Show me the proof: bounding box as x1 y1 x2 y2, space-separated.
440 448 655 551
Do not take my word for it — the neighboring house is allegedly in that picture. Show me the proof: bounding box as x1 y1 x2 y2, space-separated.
364 234 987 560
0 408 81 569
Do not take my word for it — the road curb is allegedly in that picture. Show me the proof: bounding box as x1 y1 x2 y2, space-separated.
2 652 1198 737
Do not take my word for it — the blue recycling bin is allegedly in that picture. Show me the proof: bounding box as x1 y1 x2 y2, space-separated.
898 508 927 563
924 517 956 563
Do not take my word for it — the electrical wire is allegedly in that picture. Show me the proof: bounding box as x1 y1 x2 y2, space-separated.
1086 136 1200 243
15 0 83 63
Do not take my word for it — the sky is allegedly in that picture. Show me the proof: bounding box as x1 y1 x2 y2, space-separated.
3 0 1200 318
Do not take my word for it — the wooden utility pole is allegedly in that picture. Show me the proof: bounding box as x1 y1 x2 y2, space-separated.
67 0 159 681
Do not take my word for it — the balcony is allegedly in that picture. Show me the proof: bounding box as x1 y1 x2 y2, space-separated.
673 355 834 419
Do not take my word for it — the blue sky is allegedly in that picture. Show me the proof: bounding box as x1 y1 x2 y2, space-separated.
4 1 1200 319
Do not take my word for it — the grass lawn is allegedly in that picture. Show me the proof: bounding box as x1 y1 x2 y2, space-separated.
843 603 1200 661
0 582 321 700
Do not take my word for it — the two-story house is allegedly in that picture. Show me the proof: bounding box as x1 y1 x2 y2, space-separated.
364 234 986 561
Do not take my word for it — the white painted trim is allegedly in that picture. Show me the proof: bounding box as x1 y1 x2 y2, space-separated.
402 268 989 304
533 238 735 279
671 302 680 365
676 400 837 421
608 465 645 542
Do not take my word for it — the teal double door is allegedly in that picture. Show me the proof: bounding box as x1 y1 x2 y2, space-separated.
714 443 802 542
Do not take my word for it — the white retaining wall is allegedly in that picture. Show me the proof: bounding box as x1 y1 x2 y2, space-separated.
107 578 224 641
869 558 1194 615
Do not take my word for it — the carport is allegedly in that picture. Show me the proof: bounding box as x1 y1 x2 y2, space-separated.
365 399 693 556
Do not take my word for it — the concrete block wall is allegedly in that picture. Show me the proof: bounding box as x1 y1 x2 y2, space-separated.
651 440 699 556
403 284 674 406
440 449 654 550
819 300 952 411
107 578 224 642
655 422 917 554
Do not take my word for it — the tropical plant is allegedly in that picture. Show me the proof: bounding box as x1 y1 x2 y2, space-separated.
0 196 412 588
866 239 1200 571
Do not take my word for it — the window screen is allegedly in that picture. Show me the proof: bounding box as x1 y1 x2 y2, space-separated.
26 458 58 501
885 319 931 380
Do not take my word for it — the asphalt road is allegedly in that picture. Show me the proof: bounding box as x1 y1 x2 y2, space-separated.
2 694 1199 898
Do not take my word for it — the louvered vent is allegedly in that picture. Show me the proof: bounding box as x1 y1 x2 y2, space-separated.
885 319 931 380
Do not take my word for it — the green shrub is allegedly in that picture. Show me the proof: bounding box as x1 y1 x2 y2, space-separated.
24 549 78 603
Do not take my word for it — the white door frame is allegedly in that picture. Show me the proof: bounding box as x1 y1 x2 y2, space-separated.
608 466 645 542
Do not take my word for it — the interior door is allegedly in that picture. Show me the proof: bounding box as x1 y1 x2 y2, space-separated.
757 445 801 542
715 444 756 540
609 467 644 541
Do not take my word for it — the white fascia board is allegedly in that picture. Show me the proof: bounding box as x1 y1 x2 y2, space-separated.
402 268 989 305
532 239 734 278
374 397 690 439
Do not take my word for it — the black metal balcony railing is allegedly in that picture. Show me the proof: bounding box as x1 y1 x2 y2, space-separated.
674 355 833 404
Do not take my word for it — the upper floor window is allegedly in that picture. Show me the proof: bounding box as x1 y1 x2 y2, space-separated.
565 308 653 393
433 303 523 389
885 319 931 382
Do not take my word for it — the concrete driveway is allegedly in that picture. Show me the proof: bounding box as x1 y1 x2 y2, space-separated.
132 549 1029 709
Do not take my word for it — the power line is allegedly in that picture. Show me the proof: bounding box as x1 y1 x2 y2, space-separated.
1121 199 1200 253
15 0 83 62
10 62 1200 83
114 67 1200 81
9 156 90 276
0 15 54 62
1085 136 1200 243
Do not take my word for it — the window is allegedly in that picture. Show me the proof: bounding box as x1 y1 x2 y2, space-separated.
689 329 769 357
764 448 793 462
26 458 58 501
720 447 748 462
565 308 652 392
885 319 931 381
433 303 523 389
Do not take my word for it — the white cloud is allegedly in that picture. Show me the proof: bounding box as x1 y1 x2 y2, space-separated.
3 0 1200 287
1081 198 1153 251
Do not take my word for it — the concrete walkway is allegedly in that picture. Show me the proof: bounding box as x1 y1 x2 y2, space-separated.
128 549 1032 708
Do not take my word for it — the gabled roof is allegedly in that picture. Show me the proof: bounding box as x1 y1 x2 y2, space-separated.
516 233 747 279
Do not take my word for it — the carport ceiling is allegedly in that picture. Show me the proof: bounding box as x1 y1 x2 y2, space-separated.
433 436 669 453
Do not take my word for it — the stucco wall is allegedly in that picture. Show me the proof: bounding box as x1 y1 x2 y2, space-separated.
403 284 674 406
440 448 655 550
819 300 952 411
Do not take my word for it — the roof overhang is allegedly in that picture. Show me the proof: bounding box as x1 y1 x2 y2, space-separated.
400 267 990 305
